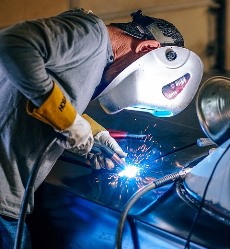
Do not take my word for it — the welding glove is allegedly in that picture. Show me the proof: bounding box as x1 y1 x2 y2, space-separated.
27 82 94 156
82 114 127 170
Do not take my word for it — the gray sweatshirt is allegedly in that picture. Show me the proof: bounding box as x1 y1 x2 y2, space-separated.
0 8 113 219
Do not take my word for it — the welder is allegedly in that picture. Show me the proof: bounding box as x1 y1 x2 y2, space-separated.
0 8 203 249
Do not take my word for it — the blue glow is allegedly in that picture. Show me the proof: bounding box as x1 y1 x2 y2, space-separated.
125 106 173 117
152 109 173 117
118 165 140 178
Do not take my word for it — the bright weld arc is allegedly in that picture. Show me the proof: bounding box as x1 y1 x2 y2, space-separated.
118 165 140 178
117 128 159 179
117 135 150 178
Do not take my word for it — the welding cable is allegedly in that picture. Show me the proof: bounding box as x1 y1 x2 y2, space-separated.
14 137 57 249
184 141 230 249
115 167 191 249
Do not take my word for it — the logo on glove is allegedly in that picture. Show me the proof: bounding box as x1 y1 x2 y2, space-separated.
58 96 66 112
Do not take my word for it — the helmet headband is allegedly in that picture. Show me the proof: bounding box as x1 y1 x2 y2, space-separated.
111 10 184 47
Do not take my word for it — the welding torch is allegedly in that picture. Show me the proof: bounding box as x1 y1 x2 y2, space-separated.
60 142 127 170
92 142 127 170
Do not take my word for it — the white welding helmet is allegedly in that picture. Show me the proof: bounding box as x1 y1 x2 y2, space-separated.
97 46 203 117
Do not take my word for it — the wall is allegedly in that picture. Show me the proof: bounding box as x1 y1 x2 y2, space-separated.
0 0 229 72
74 0 214 72
0 0 68 28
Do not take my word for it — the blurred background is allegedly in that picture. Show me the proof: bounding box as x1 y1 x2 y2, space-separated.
0 0 229 74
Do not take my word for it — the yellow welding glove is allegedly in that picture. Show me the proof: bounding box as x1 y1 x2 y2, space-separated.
81 114 127 169
82 114 106 136
27 82 93 155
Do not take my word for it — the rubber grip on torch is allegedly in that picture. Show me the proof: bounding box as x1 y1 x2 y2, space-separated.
93 142 127 169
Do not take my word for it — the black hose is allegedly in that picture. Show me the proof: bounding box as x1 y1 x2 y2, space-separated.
115 167 191 249
14 138 57 249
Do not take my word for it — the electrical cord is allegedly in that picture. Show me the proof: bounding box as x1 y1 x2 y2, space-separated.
184 141 230 249
115 167 191 249
14 137 57 249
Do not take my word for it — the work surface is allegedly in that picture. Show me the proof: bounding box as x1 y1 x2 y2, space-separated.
27 73 230 249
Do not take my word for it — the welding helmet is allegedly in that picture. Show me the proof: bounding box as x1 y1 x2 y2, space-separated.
97 46 203 117
111 9 184 47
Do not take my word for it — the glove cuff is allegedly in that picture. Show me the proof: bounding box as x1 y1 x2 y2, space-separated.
26 82 76 130
82 114 106 136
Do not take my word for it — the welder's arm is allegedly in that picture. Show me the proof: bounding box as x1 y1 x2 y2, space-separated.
81 114 127 170
0 22 93 155
27 82 94 156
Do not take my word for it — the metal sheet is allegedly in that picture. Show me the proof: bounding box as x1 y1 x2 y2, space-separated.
27 79 227 248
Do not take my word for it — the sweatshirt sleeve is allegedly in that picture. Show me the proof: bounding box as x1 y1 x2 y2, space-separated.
0 21 54 107
0 9 106 107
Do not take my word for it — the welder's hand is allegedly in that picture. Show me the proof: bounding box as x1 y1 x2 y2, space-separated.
94 131 127 158
89 131 127 170
26 82 94 155
57 114 94 156
81 114 127 170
